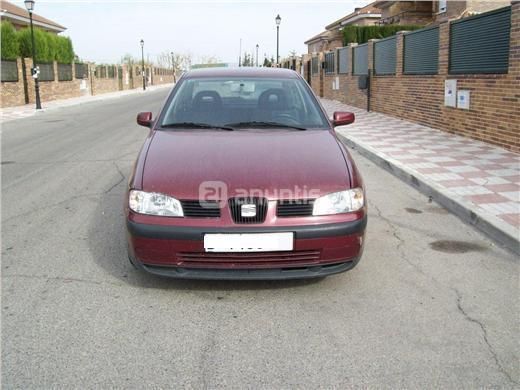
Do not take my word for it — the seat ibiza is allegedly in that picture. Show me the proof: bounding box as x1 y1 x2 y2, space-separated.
126 68 366 280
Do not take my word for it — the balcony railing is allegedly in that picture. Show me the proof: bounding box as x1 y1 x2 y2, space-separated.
378 10 433 25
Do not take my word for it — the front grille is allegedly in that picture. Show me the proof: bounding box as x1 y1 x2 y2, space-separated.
228 197 268 224
277 199 315 217
177 250 321 268
180 200 221 218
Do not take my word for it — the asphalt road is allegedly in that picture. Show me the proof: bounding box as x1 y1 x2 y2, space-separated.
2 89 518 389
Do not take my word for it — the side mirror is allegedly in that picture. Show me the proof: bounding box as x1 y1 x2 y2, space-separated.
332 111 355 127
137 112 153 128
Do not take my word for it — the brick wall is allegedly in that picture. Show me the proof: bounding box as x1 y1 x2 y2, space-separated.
314 3 520 152
319 43 369 110
22 59 84 105
1 60 175 108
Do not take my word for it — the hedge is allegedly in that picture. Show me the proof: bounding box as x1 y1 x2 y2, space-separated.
1 22 74 63
1 22 19 60
343 25 421 45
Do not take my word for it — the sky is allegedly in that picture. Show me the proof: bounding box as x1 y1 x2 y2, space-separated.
11 0 361 65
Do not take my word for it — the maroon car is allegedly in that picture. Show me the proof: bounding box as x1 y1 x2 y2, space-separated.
126 68 366 280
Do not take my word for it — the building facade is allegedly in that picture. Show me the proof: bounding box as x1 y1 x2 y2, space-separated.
0 0 66 34
305 1 382 53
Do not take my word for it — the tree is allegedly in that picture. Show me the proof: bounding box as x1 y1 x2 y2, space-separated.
18 27 51 62
17 27 74 63
198 55 221 65
242 52 252 67
46 33 58 62
155 51 171 68
1 22 19 60
55 36 74 63
173 52 192 73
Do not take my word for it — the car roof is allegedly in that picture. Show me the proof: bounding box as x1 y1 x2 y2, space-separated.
183 67 300 79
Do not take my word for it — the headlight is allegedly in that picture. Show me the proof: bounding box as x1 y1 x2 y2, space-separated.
313 188 364 216
128 190 184 217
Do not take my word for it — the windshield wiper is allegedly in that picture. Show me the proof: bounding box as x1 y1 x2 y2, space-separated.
161 122 234 131
224 121 307 131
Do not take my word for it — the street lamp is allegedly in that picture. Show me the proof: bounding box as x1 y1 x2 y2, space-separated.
275 14 281 66
140 39 145 90
256 44 259 67
24 0 41 109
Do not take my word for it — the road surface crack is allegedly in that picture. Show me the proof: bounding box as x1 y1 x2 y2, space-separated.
2 273 124 287
369 199 517 385
454 288 518 386
368 200 428 278
2 193 102 223
199 325 218 389
105 162 126 194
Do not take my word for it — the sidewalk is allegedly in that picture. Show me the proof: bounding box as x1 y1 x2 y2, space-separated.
321 99 519 254
0 83 173 124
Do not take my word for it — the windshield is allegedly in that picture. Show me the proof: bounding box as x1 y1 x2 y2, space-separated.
159 76 330 129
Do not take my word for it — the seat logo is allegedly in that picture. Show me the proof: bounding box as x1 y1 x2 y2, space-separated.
241 204 256 217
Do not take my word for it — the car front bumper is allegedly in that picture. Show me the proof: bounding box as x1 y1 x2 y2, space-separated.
126 216 366 280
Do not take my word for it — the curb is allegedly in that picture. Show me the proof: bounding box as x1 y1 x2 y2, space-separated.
337 133 520 255
0 84 173 124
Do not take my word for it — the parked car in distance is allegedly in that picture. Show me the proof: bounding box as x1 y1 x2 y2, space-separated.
126 67 366 280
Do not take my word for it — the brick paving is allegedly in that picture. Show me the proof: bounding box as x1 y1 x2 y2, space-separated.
321 99 519 245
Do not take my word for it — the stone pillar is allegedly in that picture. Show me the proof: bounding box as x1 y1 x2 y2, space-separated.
509 1 519 76
438 21 450 76
53 60 58 84
347 43 358 75
395 32 405 76
367 39 377 72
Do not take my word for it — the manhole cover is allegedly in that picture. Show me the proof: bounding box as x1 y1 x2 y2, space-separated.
429 240 487 254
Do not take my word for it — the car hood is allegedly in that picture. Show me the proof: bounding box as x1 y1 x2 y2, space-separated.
142 130 351 200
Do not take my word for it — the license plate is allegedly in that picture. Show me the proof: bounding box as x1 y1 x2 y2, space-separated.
204 232 294 253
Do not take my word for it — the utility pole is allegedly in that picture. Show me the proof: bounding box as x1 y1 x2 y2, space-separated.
275 14 281 67
25 0 41 109
239 38 242 67
140 39 145 90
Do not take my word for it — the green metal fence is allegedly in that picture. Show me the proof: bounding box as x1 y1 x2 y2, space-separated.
38 63 55 81
403 26 439 75
311 57 319 75
57 64 72 81
353 44 368 75
374 36 396 75
1 60 18 82
449 6 511 74
74 63 88 79
324 52 335 74
337 47 349 74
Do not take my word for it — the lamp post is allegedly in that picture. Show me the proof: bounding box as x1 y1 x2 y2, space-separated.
256 44 259 67
275 14 281 67
140 39 145 90
24 0 41 109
